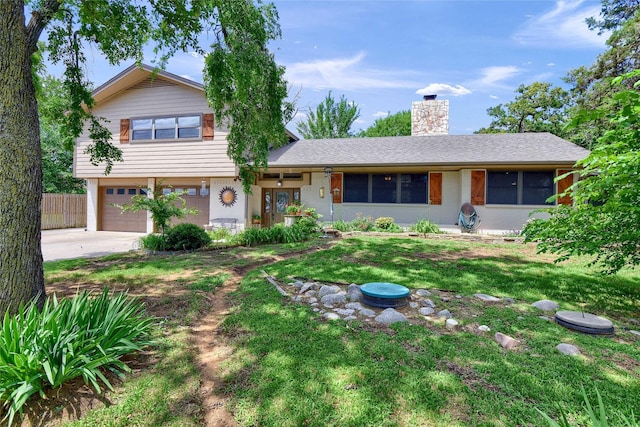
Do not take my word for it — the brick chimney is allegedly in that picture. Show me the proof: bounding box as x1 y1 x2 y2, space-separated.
411 95 449 136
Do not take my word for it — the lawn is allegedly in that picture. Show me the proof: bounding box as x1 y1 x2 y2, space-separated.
21 235 640 426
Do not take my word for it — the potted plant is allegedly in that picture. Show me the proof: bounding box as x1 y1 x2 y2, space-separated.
285 204 302 216
252 214 261 225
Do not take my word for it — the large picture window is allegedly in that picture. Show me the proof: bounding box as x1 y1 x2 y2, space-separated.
343 173 430 204
131 115 201 141
487 171 554 205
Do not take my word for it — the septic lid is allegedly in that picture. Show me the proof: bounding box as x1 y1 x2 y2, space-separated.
555 311 614 335
360 282 410 298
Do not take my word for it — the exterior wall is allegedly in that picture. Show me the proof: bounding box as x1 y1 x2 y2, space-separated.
86 179 99 231
74 82 236 178
209 178 247 231
411 99 449 135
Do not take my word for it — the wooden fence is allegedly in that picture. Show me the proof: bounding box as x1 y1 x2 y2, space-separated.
42 193 87 230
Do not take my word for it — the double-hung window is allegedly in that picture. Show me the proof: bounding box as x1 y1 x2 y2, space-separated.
131 115 201 141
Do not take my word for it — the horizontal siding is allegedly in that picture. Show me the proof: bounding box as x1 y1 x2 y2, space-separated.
75 83 237 178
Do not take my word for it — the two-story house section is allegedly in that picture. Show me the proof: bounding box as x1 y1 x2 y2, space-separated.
74 64 248 233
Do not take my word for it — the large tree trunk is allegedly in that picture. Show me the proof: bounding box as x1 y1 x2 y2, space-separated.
0 2 46 314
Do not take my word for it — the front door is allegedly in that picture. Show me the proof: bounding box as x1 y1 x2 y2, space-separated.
262 188 300 227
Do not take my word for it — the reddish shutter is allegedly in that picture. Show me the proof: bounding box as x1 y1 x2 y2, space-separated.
429 172 442 205
202 113 214 140
331 173 342 204
120 119 130 144
557 169 574 206
471 170 486 206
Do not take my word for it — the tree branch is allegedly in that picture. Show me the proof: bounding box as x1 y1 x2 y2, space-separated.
26 0 62 53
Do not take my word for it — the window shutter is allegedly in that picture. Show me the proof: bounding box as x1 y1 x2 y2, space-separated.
331 173 342 204
120 119 130 144
557 169 574 205
471 170 486 205
429 172 442 205
202 113 214 140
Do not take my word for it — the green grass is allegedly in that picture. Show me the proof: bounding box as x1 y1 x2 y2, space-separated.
222 236 640 426
31 235 640 426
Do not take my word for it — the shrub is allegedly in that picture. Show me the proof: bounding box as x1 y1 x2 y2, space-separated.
332 219 351 232
414 219 441 236
165 223 212 251
140 233 168 251
236 221 316 246
351 213 375 232
0 290 154 426
374 217 402 232
208 227 232 242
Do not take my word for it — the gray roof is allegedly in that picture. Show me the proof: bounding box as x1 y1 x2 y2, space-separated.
267 133 589 168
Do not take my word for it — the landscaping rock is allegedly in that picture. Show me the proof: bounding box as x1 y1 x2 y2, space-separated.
474 293 501 302
446 319 459 330
504 297 515 304
422 299 436 308
410 302 419 309
629 330 640 337
539 316 553 322
348 284 363 302
419 307 435 316
319 285 341 298
299 282 315 294
532 300 559 311
345 302 363 310
557 343 580 356
323 312 341 321
375 308 408 325
290 280 304 288
321 293 347 306
629 318 639 325
416 289 432 297
478 325 491 332
455 295 463 299
334 308 355 317
441 297 451 302
360 308 376 317
494 332 518 350
437 309 452 319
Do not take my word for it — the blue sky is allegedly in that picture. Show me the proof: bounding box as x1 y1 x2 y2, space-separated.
70 0 609 135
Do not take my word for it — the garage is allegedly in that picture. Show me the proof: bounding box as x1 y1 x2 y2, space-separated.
100 187 147 232
100 186 210 232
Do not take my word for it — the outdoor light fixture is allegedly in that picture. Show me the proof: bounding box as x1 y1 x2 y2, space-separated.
324 167 333 177
201 179 206 194
277 180 282 187
319 186 325 198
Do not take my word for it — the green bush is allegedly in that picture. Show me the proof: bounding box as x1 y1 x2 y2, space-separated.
414 219 441 236
140 233 168 251
374 216 402 232
0 289 154 426
237 221 316 247
332 219 351 232
165 223 212 251
208 227 232 241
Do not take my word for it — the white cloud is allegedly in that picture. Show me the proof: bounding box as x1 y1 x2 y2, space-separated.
416 83 471 97
547 63 556 67
475 66 521 87
284 52 422 91
513 0 608 48
489 95 499 99
373 111 389 118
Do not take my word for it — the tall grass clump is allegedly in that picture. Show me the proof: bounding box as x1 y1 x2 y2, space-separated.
0 289 155 426
413 218 441 236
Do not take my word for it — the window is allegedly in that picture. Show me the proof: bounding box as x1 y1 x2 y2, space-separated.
131 115 201 141
487 171 554 205
343 173 430 204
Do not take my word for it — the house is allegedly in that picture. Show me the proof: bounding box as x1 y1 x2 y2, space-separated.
75 65 589 233
74 63 270 233
261 98 590 232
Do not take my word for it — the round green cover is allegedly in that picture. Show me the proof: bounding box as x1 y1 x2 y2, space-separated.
361 282 410 298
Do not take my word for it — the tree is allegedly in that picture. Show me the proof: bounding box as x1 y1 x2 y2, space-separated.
296 92 360 139
0 1 289 315
118 183 198 237
475 82 570 136
565 4 640 148
357 110 411 137
38 74 85 193
523 72 640 274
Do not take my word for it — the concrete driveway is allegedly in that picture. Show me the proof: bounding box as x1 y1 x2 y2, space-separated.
42 228 146 262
